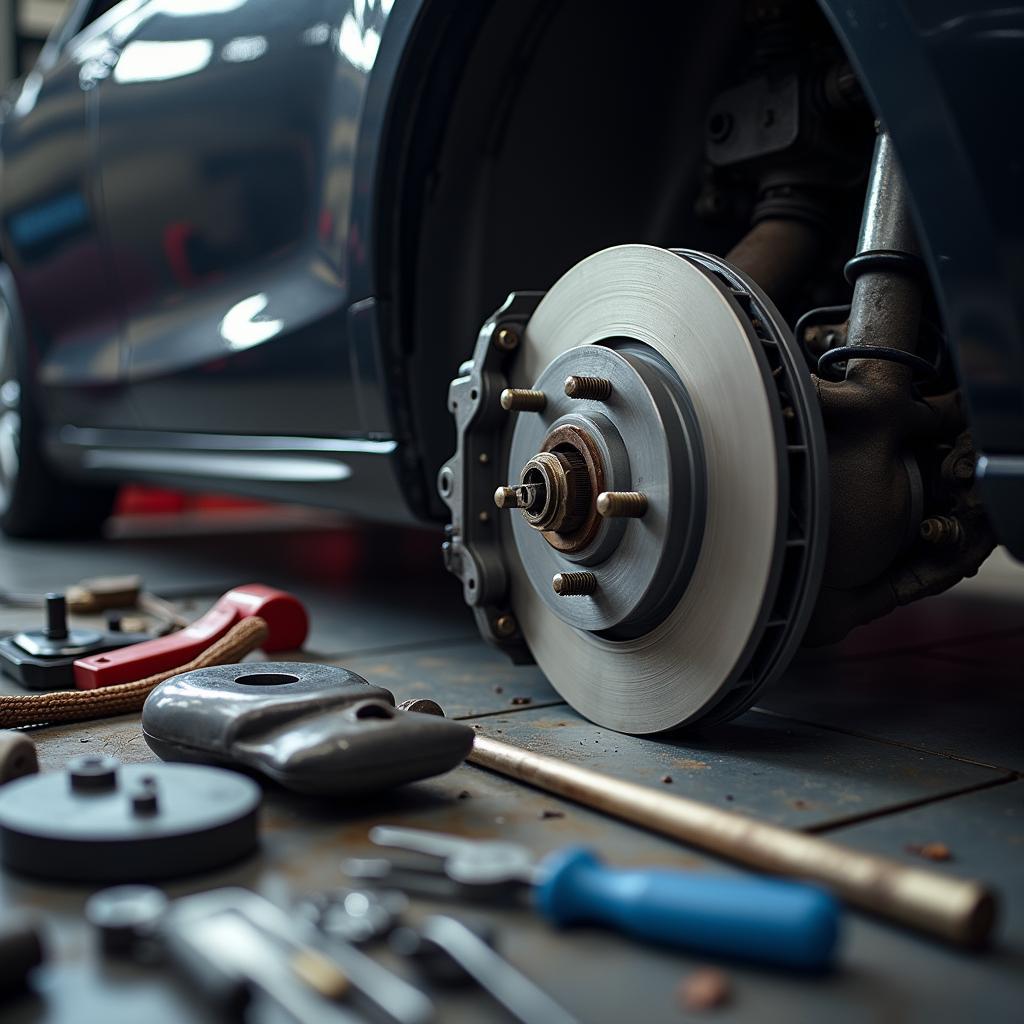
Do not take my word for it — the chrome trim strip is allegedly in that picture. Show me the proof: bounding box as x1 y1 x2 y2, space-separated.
60 425 397 456
81 448 353 483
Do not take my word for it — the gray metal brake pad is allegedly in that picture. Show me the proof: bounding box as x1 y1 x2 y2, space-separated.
141 662 474 795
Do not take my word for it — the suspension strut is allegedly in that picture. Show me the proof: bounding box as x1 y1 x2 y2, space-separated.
805 130 994 644
819 132 933 382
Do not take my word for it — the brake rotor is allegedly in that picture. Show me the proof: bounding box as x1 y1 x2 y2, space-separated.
441 244 827 734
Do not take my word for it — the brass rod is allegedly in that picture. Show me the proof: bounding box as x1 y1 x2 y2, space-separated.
468 735 996 947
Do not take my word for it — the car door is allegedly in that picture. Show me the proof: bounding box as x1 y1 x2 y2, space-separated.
0 0 140 430
93 0 371 437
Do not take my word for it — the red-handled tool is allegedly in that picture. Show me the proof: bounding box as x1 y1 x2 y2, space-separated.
73 584 308 690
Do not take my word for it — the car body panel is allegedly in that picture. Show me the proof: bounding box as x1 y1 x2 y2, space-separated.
0 6 124 408
94 0 364 436
0 0 422 519
2 0 408 442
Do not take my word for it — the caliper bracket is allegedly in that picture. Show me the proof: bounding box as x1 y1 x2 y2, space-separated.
438 292 543 662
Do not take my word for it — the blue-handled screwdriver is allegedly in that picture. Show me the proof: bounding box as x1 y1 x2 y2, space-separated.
535 846 838 971
351 826 840 971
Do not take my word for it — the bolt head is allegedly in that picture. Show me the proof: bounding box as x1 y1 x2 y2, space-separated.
397 698 446 717
493 326 520 351
68 755 120 793
86 885 169 956
953 458 975 482
493 613 517 638
130 777 160 816
707 110 733 143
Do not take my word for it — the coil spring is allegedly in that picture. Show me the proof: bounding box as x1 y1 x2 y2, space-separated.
796 251 941 383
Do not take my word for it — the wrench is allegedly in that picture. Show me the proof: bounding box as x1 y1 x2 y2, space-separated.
401 915 578 1024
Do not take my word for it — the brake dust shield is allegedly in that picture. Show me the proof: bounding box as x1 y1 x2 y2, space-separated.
441 245 827 734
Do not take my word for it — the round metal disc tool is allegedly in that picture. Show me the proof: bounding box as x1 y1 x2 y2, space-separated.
499 245 827 733
0 755 260 881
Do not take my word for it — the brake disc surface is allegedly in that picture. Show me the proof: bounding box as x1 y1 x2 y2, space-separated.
443 244 827 733
499 243 827 733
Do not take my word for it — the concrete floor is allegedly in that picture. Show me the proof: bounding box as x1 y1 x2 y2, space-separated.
0 512 1022 1023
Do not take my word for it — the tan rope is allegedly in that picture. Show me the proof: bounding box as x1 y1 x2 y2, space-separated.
0 617 269 730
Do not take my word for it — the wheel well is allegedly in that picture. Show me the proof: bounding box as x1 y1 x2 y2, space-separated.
381 0 747 519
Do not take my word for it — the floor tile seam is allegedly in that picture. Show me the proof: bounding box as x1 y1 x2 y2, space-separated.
802 774 1019 836
299 633 483 662
749 707 1024 775
456 701 568 722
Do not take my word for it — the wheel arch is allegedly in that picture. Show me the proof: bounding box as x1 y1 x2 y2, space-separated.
362 0 743 520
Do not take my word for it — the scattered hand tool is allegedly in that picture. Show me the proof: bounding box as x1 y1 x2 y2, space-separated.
165 902 355 1022
89 886 366 1023
0 730 37 784
135 589 191 631
298 887 408 946
141 662 474 795
0 616 268 729
0 574 145 615
350 825 840 970
68 574 191 630
73 583 308 689
64 574 146 616
0 916 45 1001
162 888 434 1024
0 754 260 882
86 885 169 960
392 914 579 1024
0 592 152 690
3 573 193 630
458 728 997 948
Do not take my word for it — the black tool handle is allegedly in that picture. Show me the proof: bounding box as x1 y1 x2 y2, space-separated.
44 594 68 641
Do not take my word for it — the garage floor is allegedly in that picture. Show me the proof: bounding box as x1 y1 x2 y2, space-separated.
1 511 1022 1023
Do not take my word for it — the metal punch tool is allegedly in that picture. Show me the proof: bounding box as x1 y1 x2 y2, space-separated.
346 825 841 971
392 913 579 1024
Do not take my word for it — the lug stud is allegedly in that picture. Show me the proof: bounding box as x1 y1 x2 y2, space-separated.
552 571 597 596
564 375 612 400
500 388 547 412
596 491 648 518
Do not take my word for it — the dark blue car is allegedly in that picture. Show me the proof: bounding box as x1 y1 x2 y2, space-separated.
0 0 1020 729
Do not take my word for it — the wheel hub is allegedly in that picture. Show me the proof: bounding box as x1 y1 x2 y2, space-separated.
502 431 596 545
502 341 707 639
